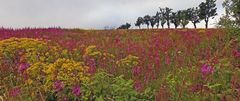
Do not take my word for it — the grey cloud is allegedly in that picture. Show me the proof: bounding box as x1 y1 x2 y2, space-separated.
0 0 225 29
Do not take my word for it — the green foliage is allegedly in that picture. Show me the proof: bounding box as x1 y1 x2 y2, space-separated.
143 15 151 29
187 7 200 28
220 0 240 41
217 15 240 43
81 72 155 101
170 11 181 28
165 7 173 28
154 12 161 28
199 0 217 28
223 0 240 26
118 23 131 29
158 8 167 28
150 16 156 28
135 17 144 29
217 15 237 28
164 66 196 101
179 10 190 28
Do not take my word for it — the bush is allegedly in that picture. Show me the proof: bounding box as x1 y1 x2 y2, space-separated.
81 71 155 101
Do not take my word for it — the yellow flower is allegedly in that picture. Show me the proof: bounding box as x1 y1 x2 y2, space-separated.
117 55 139 67
0 37 60 64
44 58 91 86
84 45 102 56
26 79 33 85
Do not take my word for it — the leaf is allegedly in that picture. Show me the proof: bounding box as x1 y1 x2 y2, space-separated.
95 96 104 101
206 83 222 89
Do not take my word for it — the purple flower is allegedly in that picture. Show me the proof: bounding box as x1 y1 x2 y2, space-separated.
18 62 29 73
9 87 21 97
165 54 170 65
201 64 214 74
53 80 63 92
233 49 240 58
132 66 141 76
86 58 96 68
134 81 142 92
72 85 81 96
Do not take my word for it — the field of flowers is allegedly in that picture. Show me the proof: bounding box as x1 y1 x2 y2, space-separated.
0 28 239 101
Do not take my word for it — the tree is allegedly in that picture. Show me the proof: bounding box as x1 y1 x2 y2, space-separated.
155 12 161 29
170 11 181 29
118 23 131 29
165 7 173 28
222 0 240 26
199 0 217 29
158 8 167 28
144 15 151 29
217 15 235 28
179 10 190 28
187 7 200 28
150 16 156 29
135 17 144 29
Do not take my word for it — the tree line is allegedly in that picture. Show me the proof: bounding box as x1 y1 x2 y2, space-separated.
118 0 218 29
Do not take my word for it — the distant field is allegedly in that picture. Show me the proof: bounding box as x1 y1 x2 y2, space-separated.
0 28 239 100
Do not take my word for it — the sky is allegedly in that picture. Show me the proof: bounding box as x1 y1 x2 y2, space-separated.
0 0 225 29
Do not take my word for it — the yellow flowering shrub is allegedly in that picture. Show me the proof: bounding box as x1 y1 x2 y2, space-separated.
25 58 91 94
26 62 48 85
102 52 115 59
0 37 60 65
84 45 101 57
43 58 90 88
116 55 139 67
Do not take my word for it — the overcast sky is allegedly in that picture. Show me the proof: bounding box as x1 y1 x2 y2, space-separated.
0 0 225 29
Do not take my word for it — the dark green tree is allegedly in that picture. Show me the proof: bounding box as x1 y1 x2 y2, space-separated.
179 10 190 28
187 7 200 28
155 12 161 29
158 8 167 28
118 23 131 29
165 7 173 28
223 0 240 26
170 11 181 29
135 17 144 29
199 0 217 29
150 16 156 29
144 15 151 29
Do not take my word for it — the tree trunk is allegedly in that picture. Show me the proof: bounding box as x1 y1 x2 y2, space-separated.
193 23 197 29
183 25 185 29
167 22 170 28
205 19 208 29
139 26 141 29
147 25 149 29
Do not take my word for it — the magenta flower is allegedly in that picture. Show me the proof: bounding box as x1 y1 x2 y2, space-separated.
233 49 240 58
201 64 214 74
134 80 142 92
85 58 96 74
85 58 96 68
53 80 63 92
72 85 81 96
18 62 29 73
165 54 170 65
9 87 21 97
132 66 141 76
114 37 121 44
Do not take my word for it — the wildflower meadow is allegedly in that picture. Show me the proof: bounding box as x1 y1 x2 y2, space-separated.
0 28 239 101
